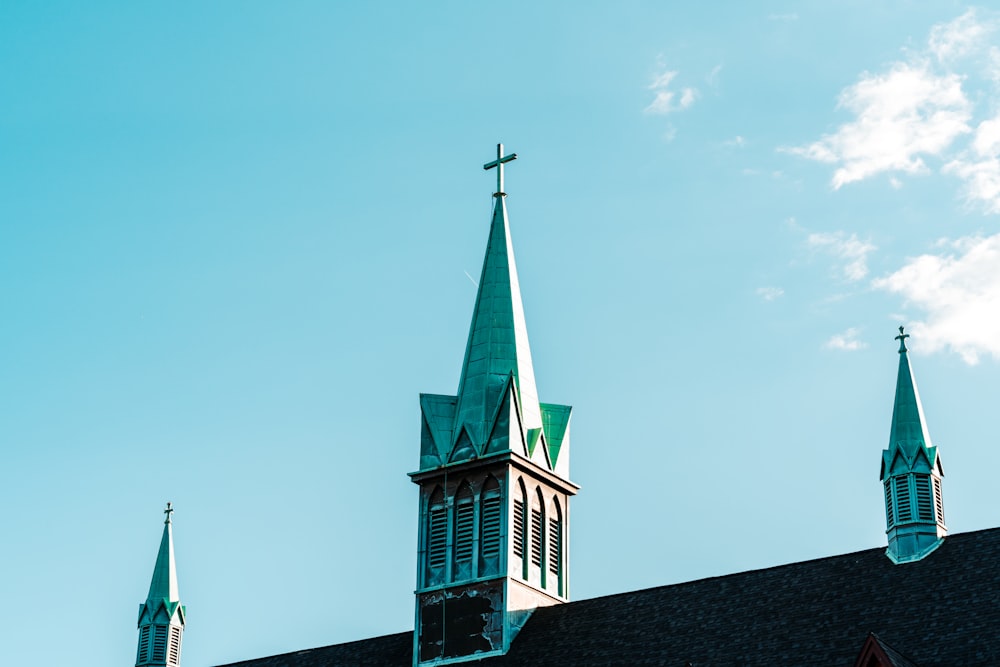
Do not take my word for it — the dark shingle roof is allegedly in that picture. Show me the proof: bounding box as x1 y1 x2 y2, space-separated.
217 527 1000 667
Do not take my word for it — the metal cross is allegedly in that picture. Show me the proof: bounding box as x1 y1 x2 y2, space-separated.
164 502 174 524
483 143 517 197
895 326 909 352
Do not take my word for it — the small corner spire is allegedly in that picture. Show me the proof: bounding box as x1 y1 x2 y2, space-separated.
164 501 173 524
483 143 517 197
895 326 909 353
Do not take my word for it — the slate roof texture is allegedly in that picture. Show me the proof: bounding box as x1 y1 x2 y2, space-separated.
217 527 1000 667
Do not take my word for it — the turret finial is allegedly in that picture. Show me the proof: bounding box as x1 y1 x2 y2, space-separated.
164 502 173 524
895 326 909 353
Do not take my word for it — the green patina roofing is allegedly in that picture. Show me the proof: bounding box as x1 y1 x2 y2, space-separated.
882 328 939 479
540 402 571 467
453 195 543 445
417 160 572 477
148 505 180 603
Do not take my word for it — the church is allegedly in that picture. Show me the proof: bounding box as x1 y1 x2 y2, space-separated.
132 145 1000 667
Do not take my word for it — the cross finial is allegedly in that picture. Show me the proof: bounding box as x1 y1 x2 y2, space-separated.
483 143 517 198
895 326 909 353
164 502 174 524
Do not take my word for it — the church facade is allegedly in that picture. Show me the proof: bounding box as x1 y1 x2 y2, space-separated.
136 145 1000 667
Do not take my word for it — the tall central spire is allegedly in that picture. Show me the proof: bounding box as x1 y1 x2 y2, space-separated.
136 503 186 667
412 144 577 664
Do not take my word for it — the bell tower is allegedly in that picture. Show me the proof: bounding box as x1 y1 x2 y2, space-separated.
411 145 578 664
881 328 947 563
135 503 186 667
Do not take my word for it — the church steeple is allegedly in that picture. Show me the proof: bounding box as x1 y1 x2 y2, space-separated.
411 145 577 665
136 503 186 667
881 328 946 563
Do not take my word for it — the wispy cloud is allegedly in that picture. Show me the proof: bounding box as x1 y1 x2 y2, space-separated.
724 135 746 148
873 233 1000 364
929 8 997 62
645 65 698 115
807 231 876 281
786 8 1000 202
707 64 724 89
756 286 784 301
825 327 867 351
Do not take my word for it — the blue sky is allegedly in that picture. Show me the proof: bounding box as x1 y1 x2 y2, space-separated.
3 2 1000 665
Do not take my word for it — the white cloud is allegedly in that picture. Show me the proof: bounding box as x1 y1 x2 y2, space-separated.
645 66 698 115
725 135 746 148
756 286 784 301
873 233 1000 364
784 10 1000 194
825 327 867 351
944 113 1000 212
929 9 996 63
807 231 877 281
786 62 971 188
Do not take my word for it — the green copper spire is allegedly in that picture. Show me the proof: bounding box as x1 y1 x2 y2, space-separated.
417 144 572 476
880 328 946 564
887 327 933 456
147 502 180 603
453 184 543 445
412 146 578 665
136 503 186 667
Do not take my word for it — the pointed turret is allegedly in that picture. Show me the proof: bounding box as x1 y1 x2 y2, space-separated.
453 192 543 444
881 328 946 563
136 503 186 667
411 145 578 665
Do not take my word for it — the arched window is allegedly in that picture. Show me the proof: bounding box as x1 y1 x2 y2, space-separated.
152 626 167 662
894 476 912 523
548 497 563 596
513 478 528 578
884 480 895 528
426 486 447 579
914 474 933 521
480 476 502 565
138 626 151 664
933 477 945 525
454 482 475 564
531 489 545 585
167 626 182 666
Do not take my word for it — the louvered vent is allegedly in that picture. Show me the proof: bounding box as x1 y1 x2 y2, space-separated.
152 626 167 662
138 625 151 664
455 500 474 562
933 476 945 525
167 626 181 666
481 495 501 558
513 499 525 559
915 474 933 521
428 506 448 569
530 507 543 568
884 480 895 527
894 476 912 523
548 516 561 576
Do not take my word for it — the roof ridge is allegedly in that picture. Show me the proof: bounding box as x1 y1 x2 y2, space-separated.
560 526 1000 609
